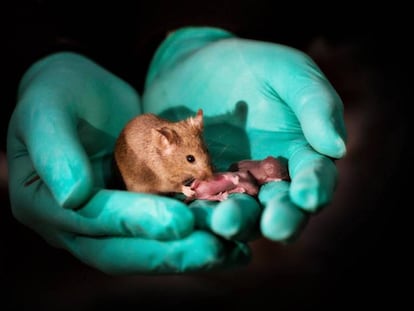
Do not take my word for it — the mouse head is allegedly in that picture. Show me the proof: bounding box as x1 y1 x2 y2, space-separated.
152 109 214 186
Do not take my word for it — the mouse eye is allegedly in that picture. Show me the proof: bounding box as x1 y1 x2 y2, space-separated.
186 155 195 163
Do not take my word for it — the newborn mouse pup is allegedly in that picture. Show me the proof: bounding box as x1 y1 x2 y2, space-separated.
114 109 214 195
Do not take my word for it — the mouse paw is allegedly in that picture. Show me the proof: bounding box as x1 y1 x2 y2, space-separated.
182 186 195 198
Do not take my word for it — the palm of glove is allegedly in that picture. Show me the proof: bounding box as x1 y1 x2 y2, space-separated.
142 27 347 241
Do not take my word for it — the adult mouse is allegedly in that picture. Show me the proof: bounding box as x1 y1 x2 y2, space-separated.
114 109 214 196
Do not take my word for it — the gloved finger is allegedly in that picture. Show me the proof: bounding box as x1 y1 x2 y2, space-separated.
258 181 308 241
273 55 347 159
64 230 251 275
77 190 195 240
11 103 93 209
189 194 261 241
9 169 195 240
288 144 338 212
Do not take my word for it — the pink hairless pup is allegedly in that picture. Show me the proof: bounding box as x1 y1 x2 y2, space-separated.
183 156 290 202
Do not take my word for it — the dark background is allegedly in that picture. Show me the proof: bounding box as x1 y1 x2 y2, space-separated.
1 1 412 309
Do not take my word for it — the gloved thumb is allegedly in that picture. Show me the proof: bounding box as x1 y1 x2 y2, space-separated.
9 103 94 209
277 52 347 159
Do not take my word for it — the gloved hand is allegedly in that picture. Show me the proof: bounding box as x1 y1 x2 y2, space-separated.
142 27 347 242
6 52 250 275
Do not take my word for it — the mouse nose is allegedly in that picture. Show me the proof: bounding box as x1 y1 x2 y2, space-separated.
198 168 213 181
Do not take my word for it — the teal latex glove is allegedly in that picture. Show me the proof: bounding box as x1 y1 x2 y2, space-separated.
143 27 347 242
6 52 250 274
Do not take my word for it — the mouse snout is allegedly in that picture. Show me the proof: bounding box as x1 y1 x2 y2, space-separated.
197 167 214 181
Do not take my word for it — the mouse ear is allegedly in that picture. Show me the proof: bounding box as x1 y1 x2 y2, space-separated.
189 109 204 130
153 127 180 154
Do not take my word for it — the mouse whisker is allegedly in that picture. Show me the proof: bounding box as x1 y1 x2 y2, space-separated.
182 177 195 186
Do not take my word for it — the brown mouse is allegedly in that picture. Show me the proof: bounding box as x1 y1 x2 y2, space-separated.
114 109 214 195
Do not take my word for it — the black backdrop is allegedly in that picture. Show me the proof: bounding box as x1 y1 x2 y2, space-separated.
1 1 412 309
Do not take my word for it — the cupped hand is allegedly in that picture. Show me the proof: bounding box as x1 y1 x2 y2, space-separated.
142 27 347 242
6 51 250 274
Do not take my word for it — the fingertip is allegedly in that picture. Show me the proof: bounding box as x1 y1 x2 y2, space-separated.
261 195 307 241
211 194 260 240
289 79 347 159
259 182 305 240
289 156 337 213
288 142 339 213
59 180 93 210
41 158 94 209
50 161 94 209
303 117 347 159
211 201 242 238
290 179 324 213
312 133 347 159
332 135 347 158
